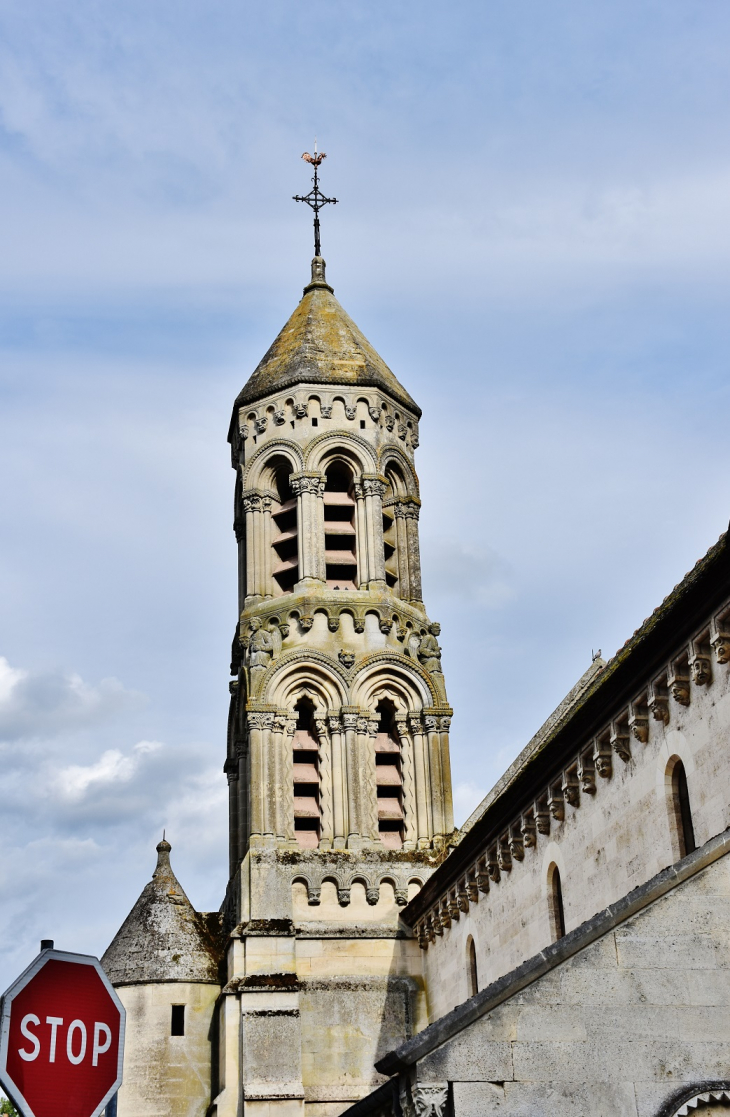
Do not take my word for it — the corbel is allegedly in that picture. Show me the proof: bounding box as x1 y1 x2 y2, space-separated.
577 750 596 794
610 718 631 763
711 609 730 664
487 847 501 883
628 697 649 744
497 839 512 873
648 676 670 725
466 870 480 903
689 631 713 687
668 655 691 706
457 880 470 913
475 857 490 894
534 799 550 835
593 736 613 779
508 824 524 861
520 812 537 848
547 784 564 822
561 767 580 807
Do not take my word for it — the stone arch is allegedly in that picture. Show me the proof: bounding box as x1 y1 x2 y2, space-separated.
306 430 377 475
379 446 420 498
351 655 437 710
259 650 349 711
662 1085 730 1117
243 439 304 490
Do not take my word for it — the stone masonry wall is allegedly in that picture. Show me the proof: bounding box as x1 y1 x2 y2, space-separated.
420 650 730 1022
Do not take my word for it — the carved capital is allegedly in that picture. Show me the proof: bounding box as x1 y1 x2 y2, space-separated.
290 473 325 497
362 476 387 499
327 715 341 733
341 712 358 731
242 492 262 513
356 716 370 734
248 711 274 731
413 1084 448 1117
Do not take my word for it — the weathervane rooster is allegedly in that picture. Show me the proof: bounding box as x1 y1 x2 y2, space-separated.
294 141 337 257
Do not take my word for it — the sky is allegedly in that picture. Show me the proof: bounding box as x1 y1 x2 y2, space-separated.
0 0 729 990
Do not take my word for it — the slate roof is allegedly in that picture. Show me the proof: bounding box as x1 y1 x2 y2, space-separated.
102 840 221 985
232 258 421 416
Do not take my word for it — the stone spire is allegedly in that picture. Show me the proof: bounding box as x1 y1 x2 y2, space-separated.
231 258 420 414
102 839 221 985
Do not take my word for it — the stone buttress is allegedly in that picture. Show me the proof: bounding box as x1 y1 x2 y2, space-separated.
216 257 455 1117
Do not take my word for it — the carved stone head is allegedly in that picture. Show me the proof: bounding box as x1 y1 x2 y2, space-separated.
691 656 712 686
429 622 441 636
249 617 262 632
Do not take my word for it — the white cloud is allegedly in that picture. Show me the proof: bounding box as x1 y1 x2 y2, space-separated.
0 657 146 742
56 740 163 801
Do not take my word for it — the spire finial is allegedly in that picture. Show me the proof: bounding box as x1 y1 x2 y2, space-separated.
155 832 172 875
294 143 338 259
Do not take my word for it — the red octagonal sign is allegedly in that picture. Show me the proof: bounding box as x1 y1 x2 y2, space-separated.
0 949 125 1117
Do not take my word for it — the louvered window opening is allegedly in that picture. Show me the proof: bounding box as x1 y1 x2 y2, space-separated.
293 702 321 848
382 503 397 591
324 463 357 590
375 703 404 849
272 468 298 594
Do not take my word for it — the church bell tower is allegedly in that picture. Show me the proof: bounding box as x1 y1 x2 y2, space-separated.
217 159 454 1117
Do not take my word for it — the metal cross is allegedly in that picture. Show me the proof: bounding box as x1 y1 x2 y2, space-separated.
293 141 338 258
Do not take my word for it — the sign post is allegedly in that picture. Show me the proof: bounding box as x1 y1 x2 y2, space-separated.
0 942 125 1117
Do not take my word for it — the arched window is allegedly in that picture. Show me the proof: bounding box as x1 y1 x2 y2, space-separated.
323 462 357 589
670 759 696 858
292 699 320 848
548 863 565 942
466 935 478 997
271 462 298 594
374 700 404 849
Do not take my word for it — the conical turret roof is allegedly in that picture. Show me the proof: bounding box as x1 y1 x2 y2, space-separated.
102 840 221 985
233 258 421 416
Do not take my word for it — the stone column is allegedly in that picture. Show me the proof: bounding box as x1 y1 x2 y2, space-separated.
226 763 239 878
283 718 296 844
270 713 288 842
234 517 246 615
236 740 249 863
328 714 347 849
242 492 262 601
439 714 455 834
247 711 273 842
314 716 333 850
395 716 417 851
291 472 326 584
404 503 423 604
425 714 444 841
394 504 410 600
262 495 274 598
361 716 380 844
409 713 433 848
362 476 387 586
342 708 360 846
353 482 367 589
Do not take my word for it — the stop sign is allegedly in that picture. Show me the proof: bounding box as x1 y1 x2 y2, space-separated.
0 948 125 1117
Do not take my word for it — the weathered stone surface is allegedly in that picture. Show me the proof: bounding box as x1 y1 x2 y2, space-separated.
102 840 221 984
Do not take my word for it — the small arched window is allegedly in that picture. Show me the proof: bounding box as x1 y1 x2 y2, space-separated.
323 462 357 589
466 935 478 997
548 864 565 942
670 759 696 858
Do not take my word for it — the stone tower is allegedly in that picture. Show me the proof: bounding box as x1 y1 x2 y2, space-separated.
216 255 455 1117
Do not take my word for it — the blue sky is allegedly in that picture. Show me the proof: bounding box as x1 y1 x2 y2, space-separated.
0 0 729 988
